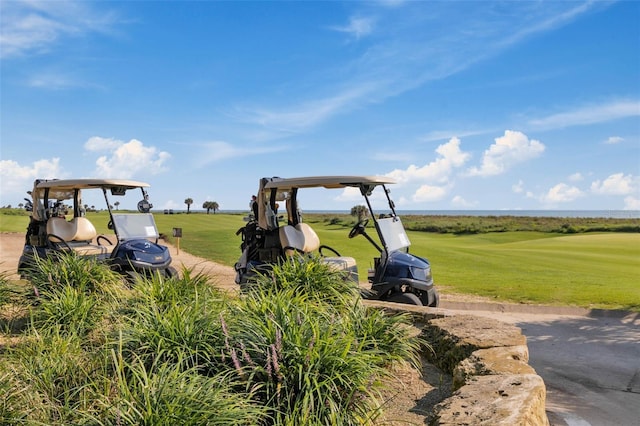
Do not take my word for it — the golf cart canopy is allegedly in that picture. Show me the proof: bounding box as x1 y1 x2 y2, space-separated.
256 175 396 230
263 175 396 190
30 178 150 221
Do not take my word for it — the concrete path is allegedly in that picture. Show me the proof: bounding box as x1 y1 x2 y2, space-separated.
440 301 640 426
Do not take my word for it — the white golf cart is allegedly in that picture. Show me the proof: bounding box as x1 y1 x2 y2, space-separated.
18 178 176 281
234 176 439 307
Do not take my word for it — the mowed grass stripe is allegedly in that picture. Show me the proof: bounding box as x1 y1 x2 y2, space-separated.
417 232 639 309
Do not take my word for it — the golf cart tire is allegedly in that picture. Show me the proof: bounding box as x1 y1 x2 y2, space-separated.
387 291 422 306
419 288 440 307
165 266 178 278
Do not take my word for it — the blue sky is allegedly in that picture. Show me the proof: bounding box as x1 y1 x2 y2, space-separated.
1 0 639 212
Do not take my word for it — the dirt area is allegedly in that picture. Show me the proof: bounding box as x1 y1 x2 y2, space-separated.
0 232 451 424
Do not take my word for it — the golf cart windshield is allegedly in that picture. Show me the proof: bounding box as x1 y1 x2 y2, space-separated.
112 213 159 240
376 216 411 251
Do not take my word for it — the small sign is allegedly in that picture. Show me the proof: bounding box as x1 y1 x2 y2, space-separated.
172 227 182 238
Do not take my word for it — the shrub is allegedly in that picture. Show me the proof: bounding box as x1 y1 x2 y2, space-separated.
98 350 267 425
3 327 103 424
35 284 101 337
222 258 422 425
27 251 123 297
115 269 228 373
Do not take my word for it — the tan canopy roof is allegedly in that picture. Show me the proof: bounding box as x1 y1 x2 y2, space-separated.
262 175 395 191
33 179 149 191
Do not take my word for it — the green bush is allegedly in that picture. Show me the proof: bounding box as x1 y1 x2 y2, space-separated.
100 350 266 425
115 269 227 373
224 258 423 425
1 254 422 424
27 251 123 297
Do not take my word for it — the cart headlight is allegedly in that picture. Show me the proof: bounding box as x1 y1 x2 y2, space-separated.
410 266 431 281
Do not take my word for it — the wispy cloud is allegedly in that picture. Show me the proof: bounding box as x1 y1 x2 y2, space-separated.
0 0 120 59
528 100 640 130
604 136 624 145
234 83 377 132
195 141 287 167
329 16 376 39
27 70 105 90
232 2 602 139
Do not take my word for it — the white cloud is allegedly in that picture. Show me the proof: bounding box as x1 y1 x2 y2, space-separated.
0 0 120 59
86 137 171 178
528 100 640 130
466 130 545 177
196 140 287 167
84 136 124 151
605 136 624 145
590 173 637 196
27 70 105 91
413 184 448 202
236 83 375 133
542 183 584 203
386 137 470 184
624 196 640 210
512 179 524 193
334 187 363 203
568 172 583 182
0 158 66 203
233 3 603 142
451 195 476 207
330 16 375 39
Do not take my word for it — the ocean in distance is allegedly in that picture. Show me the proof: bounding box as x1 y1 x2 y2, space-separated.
303 210 640 219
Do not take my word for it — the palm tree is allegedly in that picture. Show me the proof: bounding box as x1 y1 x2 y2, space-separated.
114 201 120 210
203 201 220 214
350 205 369 221
185 198 193 214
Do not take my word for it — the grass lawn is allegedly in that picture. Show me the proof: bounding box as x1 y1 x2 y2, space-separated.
155 213 639 311
3 210 639 310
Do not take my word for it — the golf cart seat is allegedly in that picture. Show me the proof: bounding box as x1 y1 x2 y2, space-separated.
46 217 110 256
46 217 77 242
279 223 358 282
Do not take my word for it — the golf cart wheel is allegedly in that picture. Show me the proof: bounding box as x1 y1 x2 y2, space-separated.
419 289 440 307
388 291 422 306
165 266 178 278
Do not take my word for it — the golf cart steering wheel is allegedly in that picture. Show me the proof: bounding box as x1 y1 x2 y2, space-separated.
348 219 369 239
137 199 152 213
319 245 341 257
97 235 113 246
47 234 72 251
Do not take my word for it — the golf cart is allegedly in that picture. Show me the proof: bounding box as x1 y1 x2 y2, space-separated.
234 176 439 307
18 178 176 281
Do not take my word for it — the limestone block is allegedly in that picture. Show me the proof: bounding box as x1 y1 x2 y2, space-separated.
453 345 534 389
431 374 549 426
422 315 526 373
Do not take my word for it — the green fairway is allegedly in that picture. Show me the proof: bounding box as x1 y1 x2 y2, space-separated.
411 232 639 310
3 210 638 310
154 213 639 311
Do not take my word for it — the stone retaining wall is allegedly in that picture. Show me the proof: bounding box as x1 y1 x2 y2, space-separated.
365 302 550 426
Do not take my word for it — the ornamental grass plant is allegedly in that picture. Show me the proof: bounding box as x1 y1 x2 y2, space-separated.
1 252 423 425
